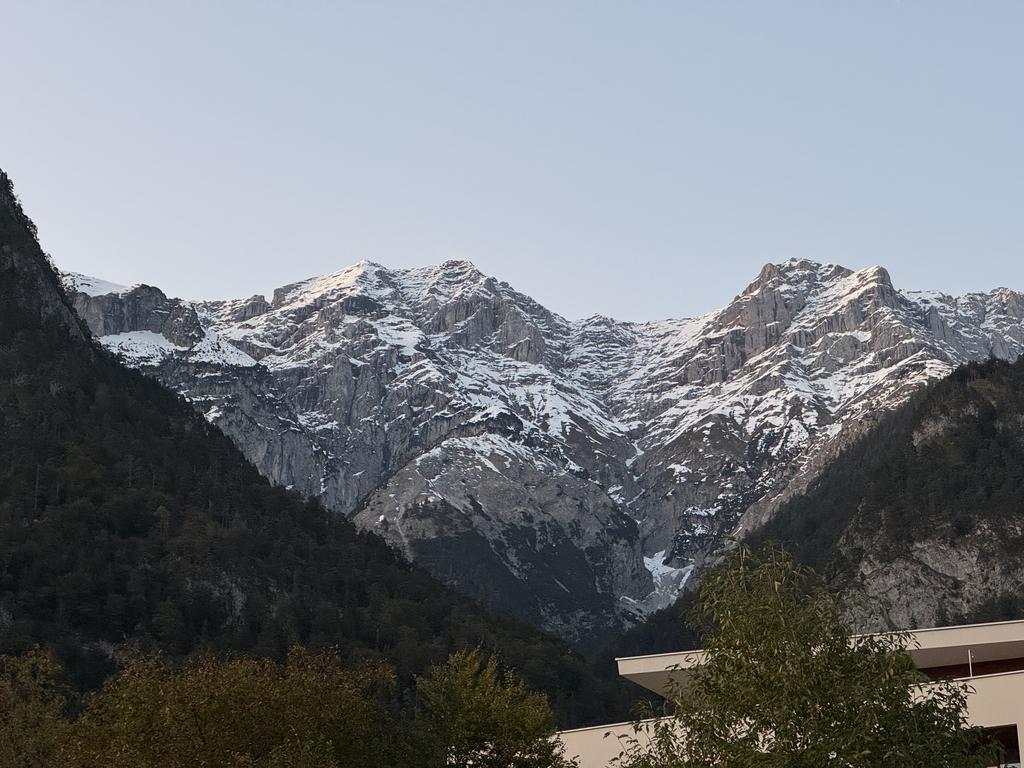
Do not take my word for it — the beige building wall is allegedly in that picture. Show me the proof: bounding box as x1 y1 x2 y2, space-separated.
960 671 1024 761
558 671 1024 767
557 721 633 767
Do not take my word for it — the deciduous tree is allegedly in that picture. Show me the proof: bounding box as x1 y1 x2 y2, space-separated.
414 648 577 768
617 545 1000 768
0 649 69 768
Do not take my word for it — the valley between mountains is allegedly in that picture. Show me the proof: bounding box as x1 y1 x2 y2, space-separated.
63 259 1024 642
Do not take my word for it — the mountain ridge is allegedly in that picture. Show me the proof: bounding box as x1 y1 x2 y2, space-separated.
62 256 1024 640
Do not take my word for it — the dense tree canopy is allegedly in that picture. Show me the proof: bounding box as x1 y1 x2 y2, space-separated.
0 646 577 768
415 648 576 768
615 546 999 768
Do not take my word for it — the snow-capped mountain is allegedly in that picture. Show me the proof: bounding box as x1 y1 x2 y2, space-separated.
61 259 1024 641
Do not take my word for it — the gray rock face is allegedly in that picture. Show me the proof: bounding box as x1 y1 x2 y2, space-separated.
60 258 1024 641
68 284 204 346
844 529 1021 633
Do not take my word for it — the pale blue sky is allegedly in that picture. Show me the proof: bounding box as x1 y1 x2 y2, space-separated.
4 2 1022 320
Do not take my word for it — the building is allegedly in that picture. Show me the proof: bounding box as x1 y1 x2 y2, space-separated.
558 619 1024 767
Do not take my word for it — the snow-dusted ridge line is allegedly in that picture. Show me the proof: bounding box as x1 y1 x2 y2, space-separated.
59 259 1024 640
63 272 132 297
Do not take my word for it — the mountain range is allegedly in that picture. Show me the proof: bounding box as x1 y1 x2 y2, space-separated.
0 169 627 727
62 257 1024 641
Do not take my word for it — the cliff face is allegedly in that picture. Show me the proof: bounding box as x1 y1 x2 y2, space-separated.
62 258 1024 640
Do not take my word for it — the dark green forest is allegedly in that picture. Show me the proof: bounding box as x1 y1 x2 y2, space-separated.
0 170 632 727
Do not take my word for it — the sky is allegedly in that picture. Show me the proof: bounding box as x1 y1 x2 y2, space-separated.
3 2 1022 321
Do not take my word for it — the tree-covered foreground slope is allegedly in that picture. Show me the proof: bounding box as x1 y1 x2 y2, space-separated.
0 170 628 727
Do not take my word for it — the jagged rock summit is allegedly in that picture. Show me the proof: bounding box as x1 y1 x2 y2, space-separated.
62 257 1024 641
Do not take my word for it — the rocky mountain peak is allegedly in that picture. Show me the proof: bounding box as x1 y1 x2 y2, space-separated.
403 258 488 291
741 259 853 298
269 260 389 309
856 264 893 287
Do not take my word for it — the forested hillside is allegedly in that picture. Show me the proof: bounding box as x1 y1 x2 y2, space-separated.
757 355 1024 629
604 355 1024 659
0 170 628 727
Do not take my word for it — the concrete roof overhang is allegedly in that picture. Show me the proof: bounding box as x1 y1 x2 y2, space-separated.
616 619 1024 699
